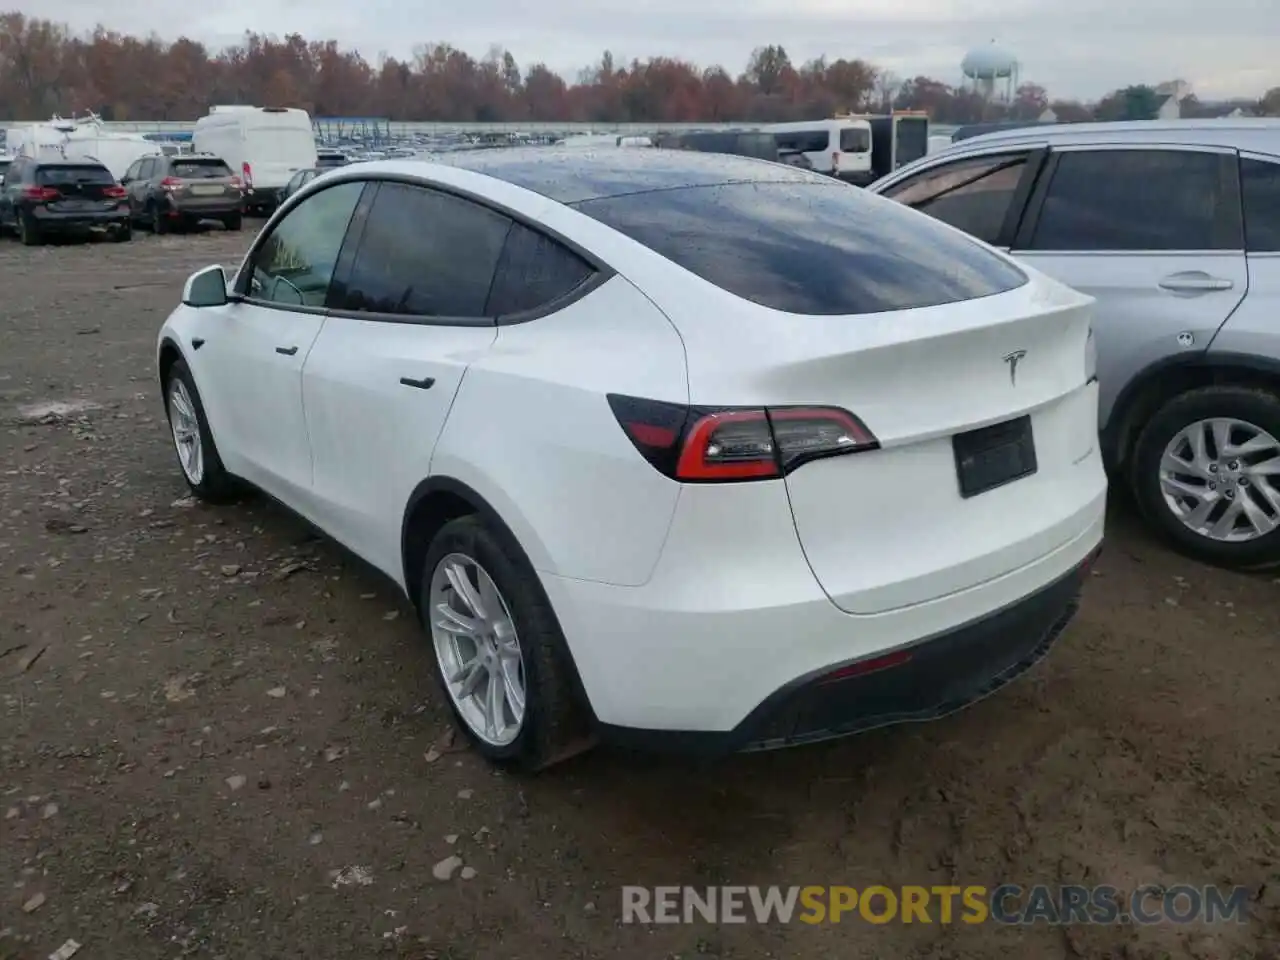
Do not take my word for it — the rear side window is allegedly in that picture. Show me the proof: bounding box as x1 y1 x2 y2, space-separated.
172 159 231 178
1027 149 1241 252
840 127 870 152
775 131 830 154
573 181 1026 316
338 182 511 318
1241 157 1280 253
884 153 1029 246
37 165 113 186
486 223 595 316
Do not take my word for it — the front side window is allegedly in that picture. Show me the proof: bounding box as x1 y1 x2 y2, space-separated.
884 152 1030 246
1027 148 1241 252
1241 157 1280 253
336 182 510 318
245 180 364 308
573 180 1026 316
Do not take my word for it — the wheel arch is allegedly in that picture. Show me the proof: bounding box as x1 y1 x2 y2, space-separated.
1104 352 1280 474
400 475 598 723
158 336 184 392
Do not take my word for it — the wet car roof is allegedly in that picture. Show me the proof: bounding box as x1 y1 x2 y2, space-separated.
435 146 828 204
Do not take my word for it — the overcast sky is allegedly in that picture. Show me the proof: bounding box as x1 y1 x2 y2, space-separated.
19 0 1280 102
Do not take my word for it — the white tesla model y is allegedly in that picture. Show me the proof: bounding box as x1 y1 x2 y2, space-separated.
157 149 1106 769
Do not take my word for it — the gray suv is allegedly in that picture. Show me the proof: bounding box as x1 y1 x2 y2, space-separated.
120 153 244 234
871 119 1280 569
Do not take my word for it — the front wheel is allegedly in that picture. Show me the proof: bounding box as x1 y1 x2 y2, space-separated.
1131 385 1280 569
163 359 238 503
419 515 594 771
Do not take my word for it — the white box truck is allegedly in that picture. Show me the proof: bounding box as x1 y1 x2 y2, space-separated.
193 106 317 214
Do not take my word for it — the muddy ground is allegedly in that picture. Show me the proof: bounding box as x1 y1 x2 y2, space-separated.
0 226 1277 960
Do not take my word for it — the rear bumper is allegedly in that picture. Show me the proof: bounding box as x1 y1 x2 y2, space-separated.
600 548 1096 755
30 209 129 231
163 196 243 216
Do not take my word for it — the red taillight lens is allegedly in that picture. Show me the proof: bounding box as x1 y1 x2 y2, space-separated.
607 394 878 482
22 186 59 201
241 162 253 187
160 177 182 190
103 185 127 198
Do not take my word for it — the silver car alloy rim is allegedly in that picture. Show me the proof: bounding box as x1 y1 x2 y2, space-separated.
1160 417 1280 542
428 552 526 746
167 378 205 485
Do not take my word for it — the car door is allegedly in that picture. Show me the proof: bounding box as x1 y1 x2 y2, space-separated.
875 146 1047 249
300 180 523 576
1210 154 1280 363
120 160 142 214
0 160 15 226
1010 144 1247 433
192 178 367 504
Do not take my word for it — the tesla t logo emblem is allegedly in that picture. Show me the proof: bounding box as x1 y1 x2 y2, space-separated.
1003 349 1027 385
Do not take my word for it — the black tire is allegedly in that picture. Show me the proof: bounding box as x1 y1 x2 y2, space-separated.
1131 385 1280 569
150 203 167 235
418 515 594 771
162 358 238 503
18 214 40 246
223 212 242 232
112 224 132 242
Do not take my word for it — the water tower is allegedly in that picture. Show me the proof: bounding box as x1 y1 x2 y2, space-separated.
961 41 1020 102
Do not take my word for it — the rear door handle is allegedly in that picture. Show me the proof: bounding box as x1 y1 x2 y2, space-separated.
275 345 298 356
1159 274 1234 293
399 376 435 390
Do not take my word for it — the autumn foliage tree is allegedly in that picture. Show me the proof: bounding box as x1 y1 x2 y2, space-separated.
0 11 1251 125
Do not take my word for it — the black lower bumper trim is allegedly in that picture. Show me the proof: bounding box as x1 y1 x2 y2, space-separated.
598 547 1098 757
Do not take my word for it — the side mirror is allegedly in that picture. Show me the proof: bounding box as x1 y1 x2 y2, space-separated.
182 265 229 308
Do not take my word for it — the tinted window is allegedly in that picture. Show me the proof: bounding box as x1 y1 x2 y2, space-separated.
775 131 830 154
1242 157 1280 253
37 165 114 186
123 161 141 181
840 127 870 152
338 182 510 318
486 223 595 316
248 180 364 308
1028 149 1240 252
885 153 1028 246
172 159 232 178
573 181 1027 315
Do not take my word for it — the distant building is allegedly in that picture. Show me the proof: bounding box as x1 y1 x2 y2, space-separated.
1154 79 1192 120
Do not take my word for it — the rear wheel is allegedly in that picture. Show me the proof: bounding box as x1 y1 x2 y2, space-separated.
112 223 132 242
1131 385 1280 569
150 202 167 235
18 214 40 246
223 212 242 232
419 515 594 771
163 358 238 503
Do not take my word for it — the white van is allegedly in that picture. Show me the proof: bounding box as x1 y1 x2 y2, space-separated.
193 106 317 214
761 119 873 182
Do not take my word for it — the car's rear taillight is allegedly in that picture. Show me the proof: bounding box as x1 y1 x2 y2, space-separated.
607 394 877 482
241 162 253 187
160 177 182 191
103 185 127 198
22 186 59 202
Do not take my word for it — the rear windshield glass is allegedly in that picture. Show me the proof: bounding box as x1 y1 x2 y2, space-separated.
172 160 231 178
573 181 1027 315
37 166 113 186
840 127 871 152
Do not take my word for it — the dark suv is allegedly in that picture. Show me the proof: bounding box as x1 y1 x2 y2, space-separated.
0 158 131 245
121 154 244 233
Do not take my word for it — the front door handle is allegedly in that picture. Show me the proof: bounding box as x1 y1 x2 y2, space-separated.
1159 272 1234 293
275 345 298 356
399 376 435 390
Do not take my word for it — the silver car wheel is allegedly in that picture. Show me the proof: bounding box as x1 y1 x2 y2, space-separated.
1159 416 1280 542
428 552 526 747
168 378 205 486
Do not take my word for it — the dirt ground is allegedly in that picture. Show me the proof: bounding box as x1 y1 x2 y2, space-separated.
1 225 1277 960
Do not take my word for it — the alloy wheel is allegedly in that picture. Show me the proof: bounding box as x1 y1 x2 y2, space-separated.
167 378 205 485
1159 417 1280 542
428 552 526 746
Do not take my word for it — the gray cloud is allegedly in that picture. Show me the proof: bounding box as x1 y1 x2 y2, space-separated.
17 0 1279 100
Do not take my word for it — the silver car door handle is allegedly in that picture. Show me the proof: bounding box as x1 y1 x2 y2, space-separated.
1159 276 1234 292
